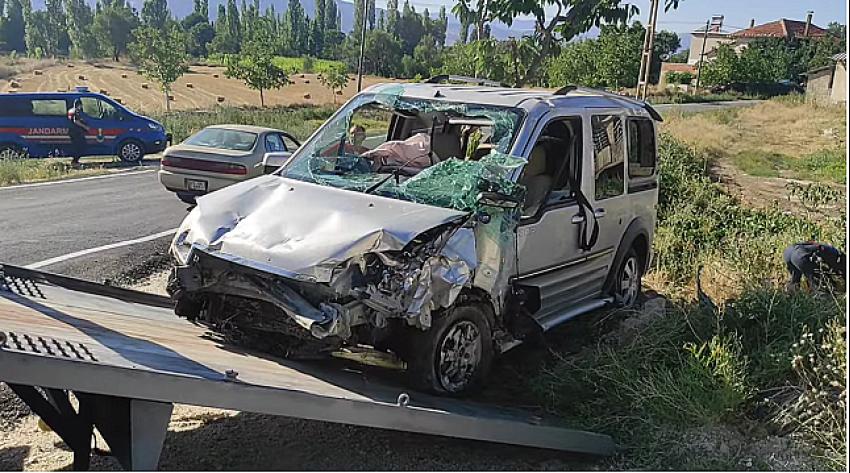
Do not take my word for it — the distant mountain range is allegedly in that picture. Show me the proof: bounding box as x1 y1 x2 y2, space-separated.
30 0 540 44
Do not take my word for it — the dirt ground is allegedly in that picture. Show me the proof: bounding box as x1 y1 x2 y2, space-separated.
2 60 396 113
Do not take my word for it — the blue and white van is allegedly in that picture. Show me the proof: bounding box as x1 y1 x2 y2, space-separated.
0 88 169 162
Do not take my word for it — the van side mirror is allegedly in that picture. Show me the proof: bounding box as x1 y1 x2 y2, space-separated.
477 191 521 209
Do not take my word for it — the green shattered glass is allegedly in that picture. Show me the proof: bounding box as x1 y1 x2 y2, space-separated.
397 151 527 212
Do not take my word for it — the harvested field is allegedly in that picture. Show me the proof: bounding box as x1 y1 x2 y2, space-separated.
0 61 396 113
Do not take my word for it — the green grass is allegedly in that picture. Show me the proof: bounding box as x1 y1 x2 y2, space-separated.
531 135 846 469
206 54 346 75
0 157 115 186
735 148 846 184
646 91 759 105
271 56 346 75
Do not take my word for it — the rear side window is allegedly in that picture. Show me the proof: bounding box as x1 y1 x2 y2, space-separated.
627 119 657 192
0 97 34 116
264 133 286 152
31 99 67 116
591 115 625 201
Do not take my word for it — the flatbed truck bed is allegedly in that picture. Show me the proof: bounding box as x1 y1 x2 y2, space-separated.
0 264 615 470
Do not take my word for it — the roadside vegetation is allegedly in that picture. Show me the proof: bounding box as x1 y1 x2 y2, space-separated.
533 135 846 470
0 154 115 186
663 97 846 185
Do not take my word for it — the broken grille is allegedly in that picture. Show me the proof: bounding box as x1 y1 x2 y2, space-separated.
0 331 97 362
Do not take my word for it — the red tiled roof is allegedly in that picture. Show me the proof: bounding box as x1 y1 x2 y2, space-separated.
660 63 696 73
732 19 827 39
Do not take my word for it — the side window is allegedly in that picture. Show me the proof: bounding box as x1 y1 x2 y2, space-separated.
79 97 104 119
281 134 300 152
264 133 286 152
627 118 657 192
31 99 67 116
99 99 121 120
591 115 625 201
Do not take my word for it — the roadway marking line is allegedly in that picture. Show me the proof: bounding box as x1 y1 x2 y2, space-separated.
26 228 178 270
0 169 156 191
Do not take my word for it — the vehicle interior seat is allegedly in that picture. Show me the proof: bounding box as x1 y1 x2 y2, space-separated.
519 145 552 215
431 131 463 161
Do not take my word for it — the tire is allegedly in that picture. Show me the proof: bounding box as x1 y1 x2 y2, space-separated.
118 139 144 163
405 302 494 396
612 247 643 308
176 192 197 205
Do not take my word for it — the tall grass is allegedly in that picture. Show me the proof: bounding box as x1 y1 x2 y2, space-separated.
151 105 337 143
533 135 846 469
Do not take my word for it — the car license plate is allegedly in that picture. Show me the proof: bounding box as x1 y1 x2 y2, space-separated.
186 179 208 192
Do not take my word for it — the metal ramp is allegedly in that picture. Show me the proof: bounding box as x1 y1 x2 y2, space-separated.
0 264 616 470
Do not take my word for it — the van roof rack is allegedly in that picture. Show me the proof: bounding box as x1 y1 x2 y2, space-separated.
424 75 505 88
553 85 664 122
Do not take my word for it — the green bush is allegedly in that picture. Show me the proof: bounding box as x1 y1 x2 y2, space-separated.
533 135 846 468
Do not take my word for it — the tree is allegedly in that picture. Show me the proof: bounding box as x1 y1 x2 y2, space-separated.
65 0 101 58
547 22 646 89
385 0 399 37
141 0 168 30
1 0 27 53
182 0 214 57
363 29 401 77
129 25 189 111
486 0 684 85
93 0 139 61
699 44 737 86
225 33 289 107
317 65 348 104
398 0 424 55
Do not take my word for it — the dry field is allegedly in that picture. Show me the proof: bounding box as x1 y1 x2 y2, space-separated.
1 60 396 113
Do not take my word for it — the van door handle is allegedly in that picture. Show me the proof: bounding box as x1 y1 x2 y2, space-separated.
571 214 585 224
594 208 607 219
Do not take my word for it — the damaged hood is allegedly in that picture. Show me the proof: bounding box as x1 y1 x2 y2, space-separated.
174 175 468 282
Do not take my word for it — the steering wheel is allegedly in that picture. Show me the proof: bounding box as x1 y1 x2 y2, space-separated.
333 154 373 174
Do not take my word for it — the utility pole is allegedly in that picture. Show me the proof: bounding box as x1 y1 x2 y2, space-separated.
693 19 710 95
356 0 368 92
635 0 660 100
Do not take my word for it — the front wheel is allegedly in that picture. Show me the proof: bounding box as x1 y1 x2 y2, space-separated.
118 140 144 163
613 248 643 308
405 303 494 396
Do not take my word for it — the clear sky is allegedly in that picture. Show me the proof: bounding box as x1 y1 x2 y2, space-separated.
377 0 847 34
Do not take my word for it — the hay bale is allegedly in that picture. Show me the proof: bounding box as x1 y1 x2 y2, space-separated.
9 81 20 89
216 96 225 103
303 79 310 84
114 98 123 104
67 63 74 68
99 89 108 95
141 83 150 89
186 83 194 88
299 74 305 78
335 90 343 95
121 73 128 79
33 70 43 76
213 73 219 79
77 75 86 80
303 93 311 100
167 95 175 101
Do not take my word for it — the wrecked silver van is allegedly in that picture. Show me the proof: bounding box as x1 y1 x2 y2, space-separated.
168 81 661 394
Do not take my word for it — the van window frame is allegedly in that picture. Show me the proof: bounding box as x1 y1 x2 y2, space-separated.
590 114 627 202
518 115 584 226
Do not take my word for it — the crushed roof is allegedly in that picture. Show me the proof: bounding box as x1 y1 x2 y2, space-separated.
731 19 827 39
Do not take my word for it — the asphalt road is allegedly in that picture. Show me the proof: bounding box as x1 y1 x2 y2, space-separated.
0 169 188 276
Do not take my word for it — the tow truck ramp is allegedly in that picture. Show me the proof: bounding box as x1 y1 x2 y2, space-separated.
0 264 616 470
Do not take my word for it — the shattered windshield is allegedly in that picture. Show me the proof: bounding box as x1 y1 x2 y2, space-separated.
279 86 526 212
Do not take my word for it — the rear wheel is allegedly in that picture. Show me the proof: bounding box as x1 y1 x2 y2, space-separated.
405 303 494 396
118 140 144 163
